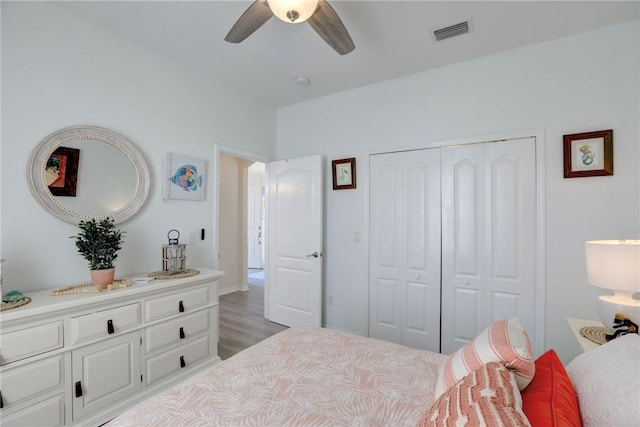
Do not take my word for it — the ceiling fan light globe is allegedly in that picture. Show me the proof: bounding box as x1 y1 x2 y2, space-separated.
268 0 318 23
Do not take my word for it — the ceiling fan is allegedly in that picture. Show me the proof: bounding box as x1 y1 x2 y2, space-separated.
225 0 355 55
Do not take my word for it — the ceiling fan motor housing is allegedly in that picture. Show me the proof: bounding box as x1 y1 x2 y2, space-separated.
286 10 300 22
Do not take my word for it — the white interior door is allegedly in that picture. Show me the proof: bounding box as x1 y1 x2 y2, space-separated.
441 137 537 354
266 155 323 327
368 149 441 352
247 164 264 269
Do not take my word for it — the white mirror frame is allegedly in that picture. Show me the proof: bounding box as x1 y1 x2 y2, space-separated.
27 125 151 225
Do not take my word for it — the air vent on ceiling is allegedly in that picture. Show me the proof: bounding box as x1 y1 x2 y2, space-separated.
433 21 470 42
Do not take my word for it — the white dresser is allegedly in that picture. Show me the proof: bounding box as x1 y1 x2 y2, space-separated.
0 268 223 427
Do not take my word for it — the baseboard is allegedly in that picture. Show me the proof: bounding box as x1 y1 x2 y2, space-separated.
218 283 243 295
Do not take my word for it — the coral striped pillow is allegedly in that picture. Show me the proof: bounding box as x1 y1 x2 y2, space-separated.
418 362 531 427
435 317 535 398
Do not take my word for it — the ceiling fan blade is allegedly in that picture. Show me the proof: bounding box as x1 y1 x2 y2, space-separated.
307 0 355 55
225 0 273 43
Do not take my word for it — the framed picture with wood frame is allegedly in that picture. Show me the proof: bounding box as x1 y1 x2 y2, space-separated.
46 146 80 196
563 129 613 178
332 157 356 190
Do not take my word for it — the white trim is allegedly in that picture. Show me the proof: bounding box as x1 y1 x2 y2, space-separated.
369 128 546 155
532 129 547 357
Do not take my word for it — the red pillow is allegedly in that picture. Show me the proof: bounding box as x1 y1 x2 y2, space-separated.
521 349 581 427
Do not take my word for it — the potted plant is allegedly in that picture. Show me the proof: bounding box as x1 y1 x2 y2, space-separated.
72 218 124 289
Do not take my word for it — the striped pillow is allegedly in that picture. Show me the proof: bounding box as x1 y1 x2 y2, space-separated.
435 317 535 398
418 362 531 427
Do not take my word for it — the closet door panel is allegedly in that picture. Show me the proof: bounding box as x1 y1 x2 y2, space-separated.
453 287 479 343
403 280 440 350
451 159 483 276
405 161 430 270
491 157 518 279
442 138 537 354
375 279 398 324
442 144 486 354
369 149 440 352
402 150 441 351
486 139 537 341
369 154 403 343
491 291 521 322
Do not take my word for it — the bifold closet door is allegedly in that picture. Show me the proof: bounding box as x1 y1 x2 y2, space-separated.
440 138 537 354
368 149 441 352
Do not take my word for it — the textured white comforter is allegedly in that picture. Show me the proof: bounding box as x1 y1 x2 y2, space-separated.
108 327 446 426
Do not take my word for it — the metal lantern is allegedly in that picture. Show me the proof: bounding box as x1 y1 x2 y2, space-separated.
162 230 187 275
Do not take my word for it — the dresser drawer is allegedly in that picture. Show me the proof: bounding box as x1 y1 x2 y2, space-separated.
145 336 210 386
0 393 65 427
1 354 64 408
145 286 209 322
70 303 140 345
145 309 209 354
0 321 64 365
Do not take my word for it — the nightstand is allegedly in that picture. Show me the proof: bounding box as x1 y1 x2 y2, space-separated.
566 317 607 353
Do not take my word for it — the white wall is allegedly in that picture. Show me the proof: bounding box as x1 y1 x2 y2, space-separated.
1 2 276 290
218 154 251 295
276 20 640 363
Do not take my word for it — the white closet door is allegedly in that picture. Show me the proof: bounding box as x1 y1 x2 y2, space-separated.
441 137 537 354
369 149 441 351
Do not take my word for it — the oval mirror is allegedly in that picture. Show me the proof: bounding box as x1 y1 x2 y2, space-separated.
27 126 150 224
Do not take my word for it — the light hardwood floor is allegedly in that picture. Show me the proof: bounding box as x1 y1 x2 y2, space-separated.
218 280 288 360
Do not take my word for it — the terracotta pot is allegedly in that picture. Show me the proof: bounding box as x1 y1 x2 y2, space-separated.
90 268 115 289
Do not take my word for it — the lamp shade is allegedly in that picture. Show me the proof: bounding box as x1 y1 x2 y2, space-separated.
268 0 318 23
585 240 640 292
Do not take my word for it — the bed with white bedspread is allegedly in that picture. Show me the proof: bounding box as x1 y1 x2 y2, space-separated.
108 321 640 427
108 327 446 426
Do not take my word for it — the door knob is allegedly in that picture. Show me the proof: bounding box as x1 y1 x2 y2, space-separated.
306 252 320 258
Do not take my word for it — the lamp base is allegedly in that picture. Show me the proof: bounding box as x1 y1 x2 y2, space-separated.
596 293 640 334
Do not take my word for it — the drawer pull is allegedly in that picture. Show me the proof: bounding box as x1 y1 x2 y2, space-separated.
75 381 83 398
107 319 115 335
179 327 185 339
180 355 186 368
178 301 185 313
0 390 3 408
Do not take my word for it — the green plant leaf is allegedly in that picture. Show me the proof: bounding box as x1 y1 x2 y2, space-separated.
71 218 125 270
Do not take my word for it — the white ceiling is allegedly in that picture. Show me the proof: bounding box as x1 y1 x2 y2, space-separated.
55 1 638 108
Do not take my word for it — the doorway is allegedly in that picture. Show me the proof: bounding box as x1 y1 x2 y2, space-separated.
216 146 267 299
215 147 323 328
247 161 265 286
